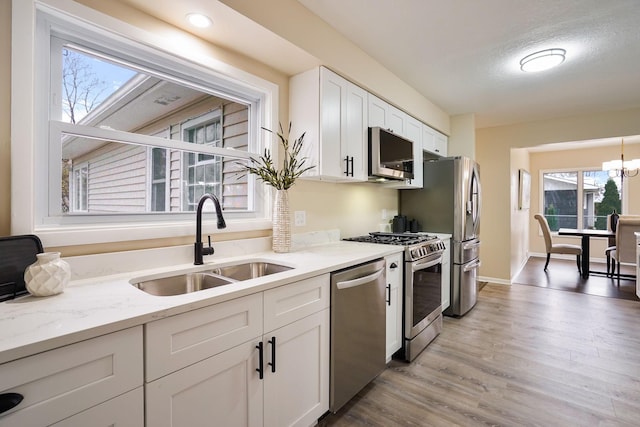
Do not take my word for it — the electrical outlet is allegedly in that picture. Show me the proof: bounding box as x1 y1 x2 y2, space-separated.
382 209 388 220
294 210 306 226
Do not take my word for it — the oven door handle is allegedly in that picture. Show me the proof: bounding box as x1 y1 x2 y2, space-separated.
463 260 482 272
336 268 384 290
411 256 443 272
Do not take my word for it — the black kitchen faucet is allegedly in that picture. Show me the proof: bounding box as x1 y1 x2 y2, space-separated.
194 193 226 265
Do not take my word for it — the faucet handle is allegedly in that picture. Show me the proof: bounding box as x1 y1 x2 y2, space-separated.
203 235 215 256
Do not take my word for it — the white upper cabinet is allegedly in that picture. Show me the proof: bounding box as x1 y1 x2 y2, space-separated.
290 67 368 182
423 125 448 157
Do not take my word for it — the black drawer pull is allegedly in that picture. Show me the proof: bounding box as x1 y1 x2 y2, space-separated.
268 337 276 373
386 284 391 306
0 393 23 414
256 342 264 380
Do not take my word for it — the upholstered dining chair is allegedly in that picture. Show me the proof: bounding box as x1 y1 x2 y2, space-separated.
610 216 640 283
534 214 582 273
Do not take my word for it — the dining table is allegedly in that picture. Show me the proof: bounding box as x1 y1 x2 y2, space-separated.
558 228 615 279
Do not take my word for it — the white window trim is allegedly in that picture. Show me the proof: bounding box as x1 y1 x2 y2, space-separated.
70 161 88 213
11 0 278 247
538 167 628 235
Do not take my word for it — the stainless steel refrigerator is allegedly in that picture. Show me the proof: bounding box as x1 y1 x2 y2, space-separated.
400 156 481 316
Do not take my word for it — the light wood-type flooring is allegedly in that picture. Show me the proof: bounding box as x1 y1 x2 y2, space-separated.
320 276 640 426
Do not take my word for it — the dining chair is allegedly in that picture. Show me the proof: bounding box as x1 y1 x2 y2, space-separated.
534 214 582 273
610 216 640 283
605 212 618 276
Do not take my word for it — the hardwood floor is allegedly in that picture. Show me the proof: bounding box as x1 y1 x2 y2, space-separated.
320 282 640 426
513 256 638 301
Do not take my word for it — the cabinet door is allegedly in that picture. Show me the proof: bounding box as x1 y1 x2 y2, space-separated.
320 68 345 179
441 239 451 311
368 94 388 128
343 83 368 181
51 387 143 427
434 131 448 157
263 309 329 427
422 124 437 154
388 105 406 136
146 339 263 427
385 253 404 360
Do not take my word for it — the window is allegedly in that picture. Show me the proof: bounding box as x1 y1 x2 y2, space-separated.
71 163 88 212
541 170 622 231
21 6 277 246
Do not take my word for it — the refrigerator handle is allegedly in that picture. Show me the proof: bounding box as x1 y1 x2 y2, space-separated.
464 260 481 272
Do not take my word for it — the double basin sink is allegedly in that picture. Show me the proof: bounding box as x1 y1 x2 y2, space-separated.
131 261 292 296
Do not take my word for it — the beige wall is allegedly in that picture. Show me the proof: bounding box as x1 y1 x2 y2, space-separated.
5 0 404 254
510 148 530 279
449 113 476 158
477 108 640 282
1 0 11 237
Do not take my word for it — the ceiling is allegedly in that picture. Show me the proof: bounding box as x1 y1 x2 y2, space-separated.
297 0 640 129
113 0 640 134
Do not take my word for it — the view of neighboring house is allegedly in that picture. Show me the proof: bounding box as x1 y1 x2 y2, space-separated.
542 173 603 230
61 49 250 215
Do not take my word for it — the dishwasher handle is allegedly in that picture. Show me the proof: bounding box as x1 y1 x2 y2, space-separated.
336 268 384 290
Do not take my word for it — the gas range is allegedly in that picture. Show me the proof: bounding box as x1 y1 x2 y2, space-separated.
343 232 445 262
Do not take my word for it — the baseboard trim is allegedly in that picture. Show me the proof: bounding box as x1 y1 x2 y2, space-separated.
478 276 511 286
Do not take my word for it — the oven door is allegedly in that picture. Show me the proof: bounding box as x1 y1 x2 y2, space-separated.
405 255 443 340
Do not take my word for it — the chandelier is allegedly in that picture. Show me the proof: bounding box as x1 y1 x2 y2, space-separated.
602 138 640 178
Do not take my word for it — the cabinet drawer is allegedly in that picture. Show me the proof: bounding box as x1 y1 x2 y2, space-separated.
0 327 142 427
264 274 330 333
145 293 263 381
51 387 143 427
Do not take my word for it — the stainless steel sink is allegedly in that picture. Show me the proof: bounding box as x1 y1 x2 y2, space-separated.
133 272 233 296
131 261 293 296
205 262 293 281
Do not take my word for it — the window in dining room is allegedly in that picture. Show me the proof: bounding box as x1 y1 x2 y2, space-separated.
542 170 621 231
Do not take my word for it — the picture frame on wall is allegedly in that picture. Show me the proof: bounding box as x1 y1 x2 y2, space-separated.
518 169 531 210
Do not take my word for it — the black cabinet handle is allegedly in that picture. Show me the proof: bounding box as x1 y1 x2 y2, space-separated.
348 157 354 177
256 342 264 380
268 337 276 373
390 262 398 269
344 156 349 176
386 284 391 306
0 393 23 414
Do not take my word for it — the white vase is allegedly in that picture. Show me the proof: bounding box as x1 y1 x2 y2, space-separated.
272 189 291 253
24 252 71 296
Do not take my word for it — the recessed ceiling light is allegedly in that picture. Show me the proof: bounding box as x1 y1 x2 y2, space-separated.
520 48 566 72
186 13 213 28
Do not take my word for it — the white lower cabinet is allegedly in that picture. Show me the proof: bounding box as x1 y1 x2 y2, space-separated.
144 274 330 427
146 339 263 427
263 309 329 427
384 253 403 361
0 327 143 427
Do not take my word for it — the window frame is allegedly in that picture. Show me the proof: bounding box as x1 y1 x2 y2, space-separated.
539 167 627 233
11 2 278 247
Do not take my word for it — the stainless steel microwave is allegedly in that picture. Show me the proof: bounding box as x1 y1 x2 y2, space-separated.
368 127 414 181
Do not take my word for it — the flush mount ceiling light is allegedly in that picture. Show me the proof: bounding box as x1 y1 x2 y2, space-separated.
520 48 566 72
186 13 213 28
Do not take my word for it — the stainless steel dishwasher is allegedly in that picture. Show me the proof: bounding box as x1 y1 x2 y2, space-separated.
330 258 386 412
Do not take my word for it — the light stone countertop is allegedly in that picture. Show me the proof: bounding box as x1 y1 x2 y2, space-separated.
0 231 402 365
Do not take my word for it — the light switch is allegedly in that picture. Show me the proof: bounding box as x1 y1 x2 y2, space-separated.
294 211 306 226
